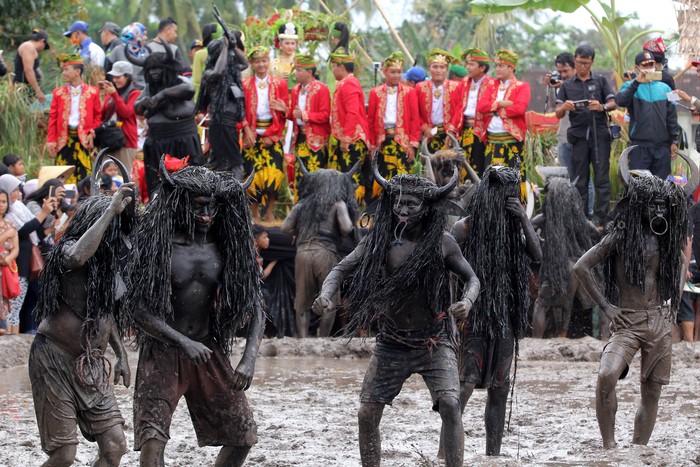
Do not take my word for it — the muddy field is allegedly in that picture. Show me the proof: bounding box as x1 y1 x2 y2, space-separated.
0 335 698 466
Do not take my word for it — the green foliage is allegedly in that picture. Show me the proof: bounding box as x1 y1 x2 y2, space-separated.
0 0 81 50
0 80 50 176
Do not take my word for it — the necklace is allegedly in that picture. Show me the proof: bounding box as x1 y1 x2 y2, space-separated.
70 86 81 96
258 80 268 89
499 82 507 91
433 88 442 99
387 86 397 95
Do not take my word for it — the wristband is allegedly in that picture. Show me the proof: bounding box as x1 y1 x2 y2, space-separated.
691 96 698 108
600 299 610 311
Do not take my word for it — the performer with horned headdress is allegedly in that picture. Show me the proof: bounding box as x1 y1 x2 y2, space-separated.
313 158 480 467
531 170 601 338
282 160 358 337
574 147 696 449
449 165 541 456
197 31 247 175
131 163 264 466
29 155 136 466
130 43 203 199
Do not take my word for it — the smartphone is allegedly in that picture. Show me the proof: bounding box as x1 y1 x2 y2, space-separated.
647 71 662 81
48 186 54 198
64 189 76 200
572 99 590 109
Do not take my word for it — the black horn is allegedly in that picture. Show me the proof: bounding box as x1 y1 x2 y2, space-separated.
159 155 175 186
110 157 131 185
124 49 146 68
241 169 255 190
431 164 460 200
446 133 462 151
91 148 111 194
296 156 310 176
346 158 362 178
371 151 389 190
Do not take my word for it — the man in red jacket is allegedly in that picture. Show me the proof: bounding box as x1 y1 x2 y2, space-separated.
286 54 331 175
416 48 461 153
458 48 493 176
46 54 102 183
367 51 420 200
241 45 289 222
475 50 530 177
329 51 370 204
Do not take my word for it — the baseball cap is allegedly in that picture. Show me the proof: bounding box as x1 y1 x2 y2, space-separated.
107 61 134 77
635 51 655 67
190 39 203 50
29 29 50 49
402 66 427 83
63 21 89 38
99 22 121 36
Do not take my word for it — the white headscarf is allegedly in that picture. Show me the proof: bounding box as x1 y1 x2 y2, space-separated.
0 174 39 245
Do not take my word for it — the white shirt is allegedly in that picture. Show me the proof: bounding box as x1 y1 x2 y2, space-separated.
255 75 272 135
296 84 308 126
430 83 444 125
487 80 509 134
87 42 106 68
464 75 486 118
68 85 82 128
384 86 398 128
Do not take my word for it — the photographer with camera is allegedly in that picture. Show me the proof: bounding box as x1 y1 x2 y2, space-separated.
614 51 679 180
556 45 617 228
544 54 575 168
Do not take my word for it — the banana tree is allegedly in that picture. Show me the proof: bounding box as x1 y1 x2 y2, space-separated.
470 0 662 86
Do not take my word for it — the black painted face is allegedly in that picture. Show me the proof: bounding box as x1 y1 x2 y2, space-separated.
192 195 218 232
147 66 164 84
393 193 426 226
645 197 668 235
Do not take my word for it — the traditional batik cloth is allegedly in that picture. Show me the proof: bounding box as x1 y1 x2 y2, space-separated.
243 137 286 205
485 132 527 198
329 138 368 204
56 131 92 183
295 132 328 173
460 118 487 177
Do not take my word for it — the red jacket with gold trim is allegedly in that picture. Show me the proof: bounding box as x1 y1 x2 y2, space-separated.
474 77 530 142
287 79 331 151
456 75 494 135
242 74 289 142
47 84 102 151
367 83 420 151
414 80 462 135
331 74 369 145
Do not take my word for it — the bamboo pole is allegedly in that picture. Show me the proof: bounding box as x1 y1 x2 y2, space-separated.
371 0 413 63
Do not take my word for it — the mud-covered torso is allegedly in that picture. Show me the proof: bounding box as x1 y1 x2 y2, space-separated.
614 235 663 309
384 239 433 330
170 236 222 340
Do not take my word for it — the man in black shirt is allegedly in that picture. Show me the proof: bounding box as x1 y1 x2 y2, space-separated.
556 45 617 227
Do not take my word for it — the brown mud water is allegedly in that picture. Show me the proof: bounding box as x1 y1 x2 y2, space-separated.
0 336 698 466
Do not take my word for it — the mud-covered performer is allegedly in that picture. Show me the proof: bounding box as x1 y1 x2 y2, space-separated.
574 148 695 449
131 164 264 466
531 173 600 338
196 32 247 175
313 158 480 467
282 161 358 337
450 166 541 456
130 44 203 199
29 176 136 467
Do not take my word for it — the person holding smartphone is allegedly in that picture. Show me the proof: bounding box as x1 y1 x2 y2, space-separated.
614 51 679 180
555 45 617 229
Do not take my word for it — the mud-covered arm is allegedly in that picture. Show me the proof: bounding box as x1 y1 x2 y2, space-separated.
133 297 213 364
233 47 248 71
233 300 265 391
334 200 354 237
573 234 616 310
210 37 230 78
443 233 480 321
281 203 301 236
109 321 130 387
152 76 195 104
62 184 134 270
450 217 470 247
312 241 365 314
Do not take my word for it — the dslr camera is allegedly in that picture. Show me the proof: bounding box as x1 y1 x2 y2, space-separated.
549 70 561 85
